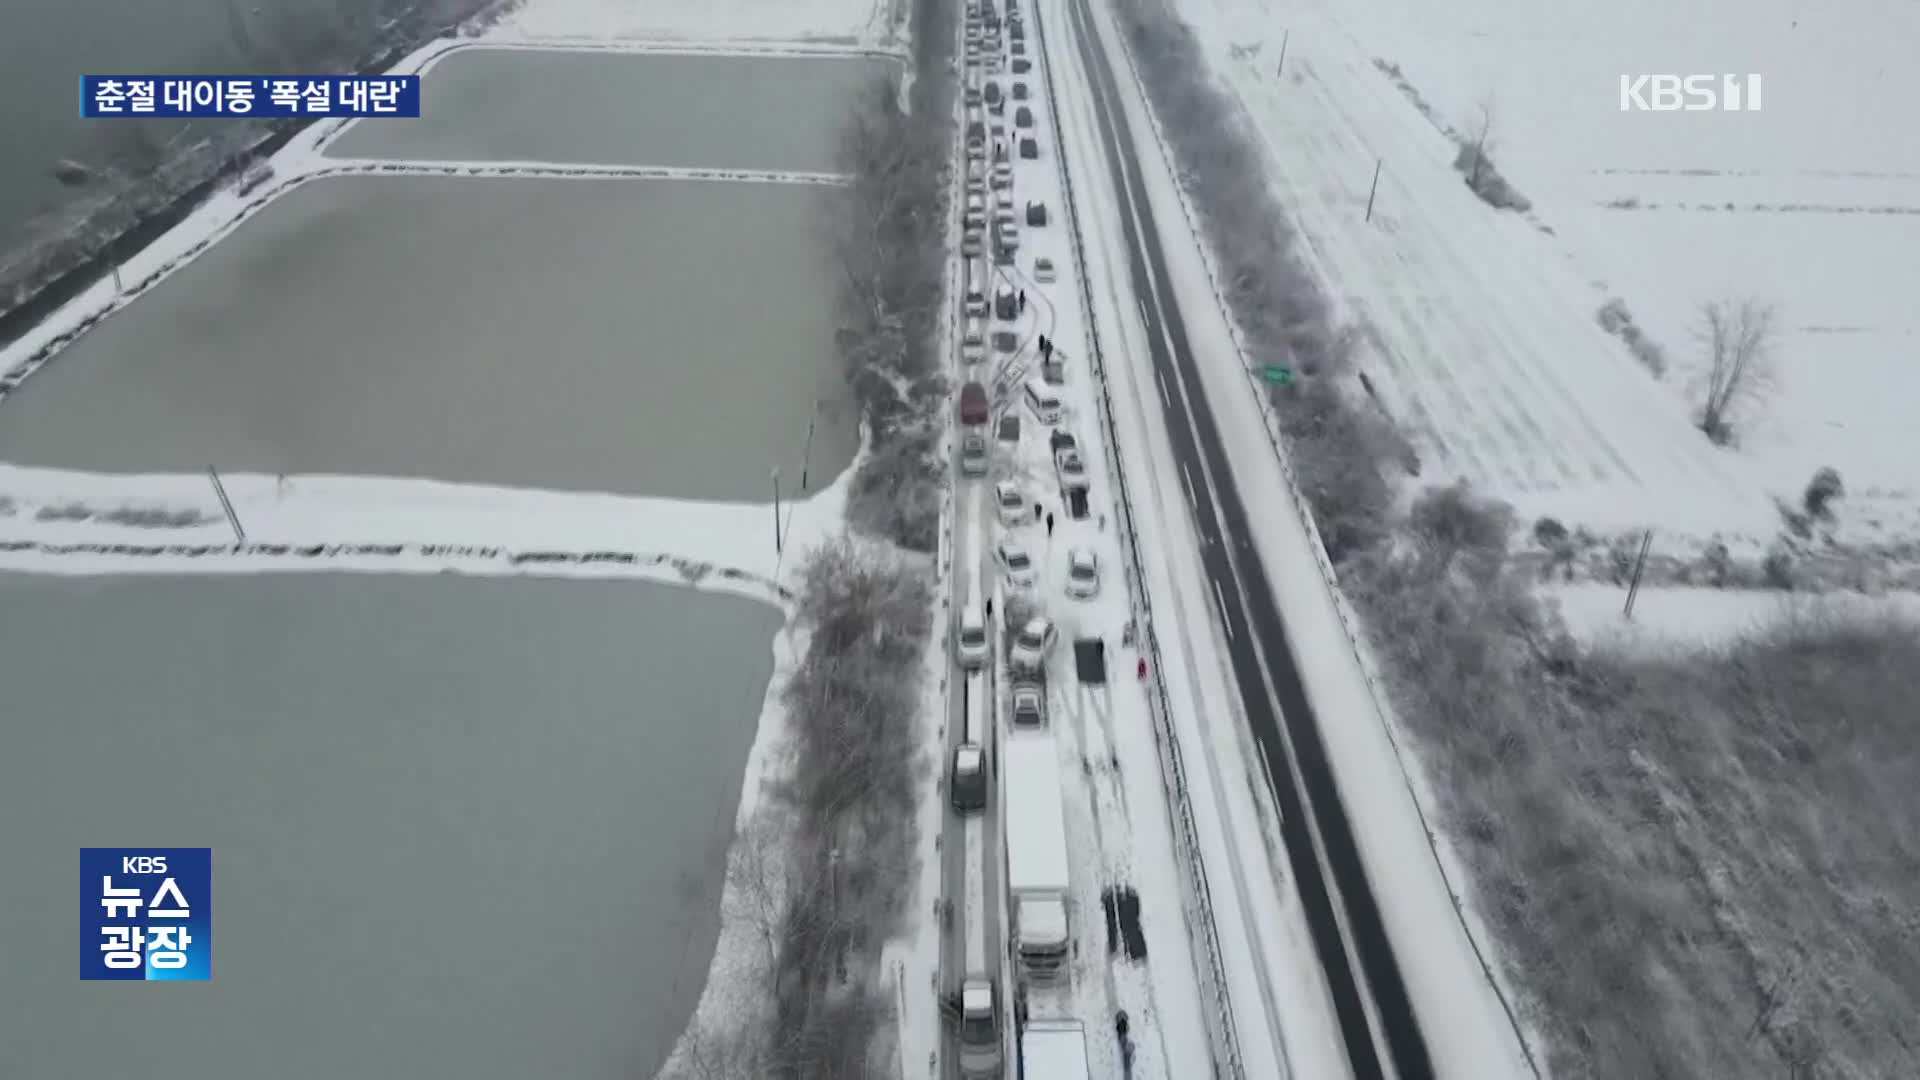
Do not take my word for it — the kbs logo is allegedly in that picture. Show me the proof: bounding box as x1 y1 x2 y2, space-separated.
80 848 212 981
1619 74 1763 112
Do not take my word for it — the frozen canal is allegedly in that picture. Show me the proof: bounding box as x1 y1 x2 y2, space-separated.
328 48 888 173
0 570 781 1080
0 174 857 501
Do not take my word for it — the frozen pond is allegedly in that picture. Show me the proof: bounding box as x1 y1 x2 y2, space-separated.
0 570 781 1080
0 175 858 501
328 49 888 174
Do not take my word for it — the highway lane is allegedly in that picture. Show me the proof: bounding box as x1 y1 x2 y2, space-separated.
1055 0 1435 1077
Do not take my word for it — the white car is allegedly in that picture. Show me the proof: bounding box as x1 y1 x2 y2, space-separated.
996 540 1036 590
1009 616 1056 673
1033 257 1056 283
1065 547 1099 598
995 481 1026 526
956 606 990 668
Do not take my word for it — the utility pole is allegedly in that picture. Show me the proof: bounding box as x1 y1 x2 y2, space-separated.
771 467 783 556
1471 109 1492 188
1623 529 1653 619
207 466 245 543
801 399 818 493
1365 158 1382 221
1277 30 1289 77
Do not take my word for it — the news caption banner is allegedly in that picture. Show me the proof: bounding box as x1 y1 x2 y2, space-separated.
80 848 212 981
80 75 421 118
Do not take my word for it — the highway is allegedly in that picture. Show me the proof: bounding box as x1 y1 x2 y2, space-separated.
1052 0 1436 1077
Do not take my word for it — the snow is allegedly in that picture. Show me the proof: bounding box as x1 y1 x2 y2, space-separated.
1021 1020 1092 1076
1036 0 1354 1076
1548 582 1920 654
497 0 898 46
1077 0 1540 1073
1003 731 1073 894
0 3 933 1078
1176 0 1920 553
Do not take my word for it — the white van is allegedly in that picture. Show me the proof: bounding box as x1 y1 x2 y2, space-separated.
956 597 988 669
965 259 988 317
1024 378 1062 424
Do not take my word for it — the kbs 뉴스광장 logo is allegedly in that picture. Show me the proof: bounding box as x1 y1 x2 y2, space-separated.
80 848 212 981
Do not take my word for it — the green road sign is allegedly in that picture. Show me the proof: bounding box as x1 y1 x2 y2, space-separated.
1262 365 1292 386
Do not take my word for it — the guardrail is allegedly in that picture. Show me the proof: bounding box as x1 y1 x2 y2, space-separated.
1031 4 1245 1078
1096 10 1544 1075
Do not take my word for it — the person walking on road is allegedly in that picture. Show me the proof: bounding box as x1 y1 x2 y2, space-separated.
1045 512 1055 537
1018 289 1027 313
985 596 993 622
1137 656 1148 682
1034 502 1044 523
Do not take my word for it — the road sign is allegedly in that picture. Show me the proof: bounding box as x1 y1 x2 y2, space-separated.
1262 365 1292 386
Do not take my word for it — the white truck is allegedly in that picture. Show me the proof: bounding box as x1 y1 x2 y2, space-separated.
1003 731 1071 982
1020 1019 1091 1079
956 816 1003 1077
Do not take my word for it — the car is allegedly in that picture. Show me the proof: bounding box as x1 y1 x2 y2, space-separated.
956 604 989 668
1019 136 1039 159
995 480 1026 525
1049 429 1077 455
1055 448 1088 489
1013 81 1029 100
1011 40 1026 57
992 163 1013 189
961 432 989 476
1033 256 1056 283
997 413 1021 447
1015 105 1034 128
1025 200 1047 226
1009 616 1056 672
1012 57 1031 74
1010 682 1046 727
961 228 983 256
995 187 1014 213
996 540 1036 589
992 329 1019 354
1065 548 1100 599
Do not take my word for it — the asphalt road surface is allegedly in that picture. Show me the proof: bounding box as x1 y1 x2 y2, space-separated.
1055 0 1436 1076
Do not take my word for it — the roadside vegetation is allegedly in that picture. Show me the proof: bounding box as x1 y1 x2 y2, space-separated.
1 0 505 336
1119 0 1920 1075
831 0 958 553
671 538 934 1080
663 1 960 1076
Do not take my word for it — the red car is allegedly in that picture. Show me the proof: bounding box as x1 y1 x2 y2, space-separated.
959 381 990 425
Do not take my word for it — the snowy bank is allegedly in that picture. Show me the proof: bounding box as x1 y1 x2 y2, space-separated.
1548 582 1920 653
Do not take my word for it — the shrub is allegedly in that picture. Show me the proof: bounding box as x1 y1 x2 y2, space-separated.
1702 541 1732 587
1763 544 1794 590
1803 466 1844 520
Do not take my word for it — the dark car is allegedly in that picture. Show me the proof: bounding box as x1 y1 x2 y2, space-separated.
1019 136 1039 159
959 381 990 425
1049 429 1076 455
1012 57 1031 73
1013 81 1029 100
1015 105 1034 128
1026 201 1047 226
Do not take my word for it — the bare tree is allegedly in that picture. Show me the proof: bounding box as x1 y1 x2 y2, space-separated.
1467 95 1498 189
1694 296 1780 444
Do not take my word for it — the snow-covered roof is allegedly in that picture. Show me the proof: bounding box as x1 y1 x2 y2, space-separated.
1002 733 1069 892
1020 1023 1089 1079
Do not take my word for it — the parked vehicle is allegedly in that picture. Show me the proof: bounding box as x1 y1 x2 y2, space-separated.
995 480 1026 525
996 541 1037 590
997 413 1021 447
995 283 1018 320
963 317 987 364
1020 136 1039 159
1012 57 1031 73
1033 256 1056 283
965 259 988 316
1026 201 1047 226
1049 429 1076 455
1013 81 1029 100
961 431 989 476
957 603 989 668
985 80 1002 106
1025 379 1063 423
1055 448 1089 491
1003 731 1072 981
1065 548 1099 598
966 159 985 192
960 380 990 425
1011 681 1046 727
993 160 1014 188
1009 616 1056 672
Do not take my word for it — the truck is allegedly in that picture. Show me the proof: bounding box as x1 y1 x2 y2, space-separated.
1020 1019 1091 1079
1003 731 1071 982
956 816 1003 1077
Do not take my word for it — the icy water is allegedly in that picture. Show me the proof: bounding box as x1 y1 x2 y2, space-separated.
0 174 859 501
0 570 780 1080
329 48 887 173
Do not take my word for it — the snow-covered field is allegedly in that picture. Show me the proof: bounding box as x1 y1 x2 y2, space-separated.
1175 0 1920 557
1549 581 1920 653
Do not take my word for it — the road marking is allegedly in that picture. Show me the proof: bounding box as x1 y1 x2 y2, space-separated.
1212 579 1236 643
1156 368 1172 407
1179 464 1197 513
